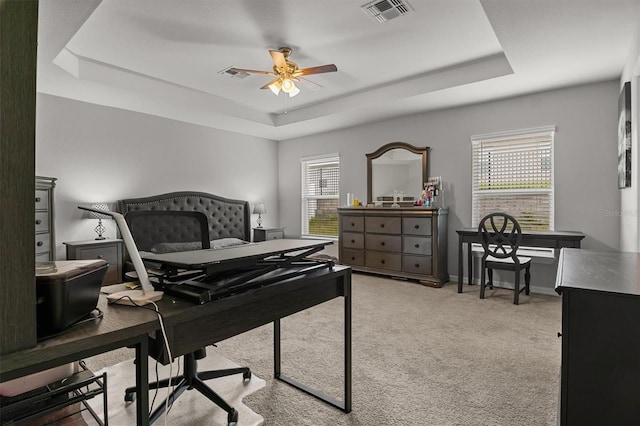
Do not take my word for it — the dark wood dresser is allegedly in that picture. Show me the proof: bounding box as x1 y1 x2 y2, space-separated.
338 207 448 286
555 248 640 425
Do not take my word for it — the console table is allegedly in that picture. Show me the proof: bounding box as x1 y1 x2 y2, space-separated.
456 228 585 293
555 249 640 425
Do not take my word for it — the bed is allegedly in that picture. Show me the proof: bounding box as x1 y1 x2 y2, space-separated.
117 191 251 255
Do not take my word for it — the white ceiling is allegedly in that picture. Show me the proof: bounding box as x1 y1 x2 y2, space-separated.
37 0 640 141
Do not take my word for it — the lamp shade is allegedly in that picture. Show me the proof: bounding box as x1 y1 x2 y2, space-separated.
88 203 111 219
252 203 266 215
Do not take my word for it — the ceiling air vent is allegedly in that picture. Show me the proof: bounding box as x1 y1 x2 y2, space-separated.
219 66 250 80
362 0 413 23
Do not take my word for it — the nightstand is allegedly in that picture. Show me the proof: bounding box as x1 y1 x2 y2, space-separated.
64 239 123 285
253 227 285 242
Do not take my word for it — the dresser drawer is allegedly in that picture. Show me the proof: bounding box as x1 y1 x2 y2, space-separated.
366 252 402 271
35 233 50 254
341 216 364 232
76 245 119 265
365 216 401 234
403 236 432 256
365 234 401 252
403 217 432 236
36 252 51 262
341 249 365 266
403 255 433 275
35 189 49 210
342 232 364 249
35 212 49 233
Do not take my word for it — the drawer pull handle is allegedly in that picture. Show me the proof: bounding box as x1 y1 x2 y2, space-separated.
35 197 41 202
35 219 42 225
381 260 385 264
380 224 385 228
37 241 43 247
415 244 420 248
351 257 356 261
351 239 355 244
380 242 385 246
414 263 420 268
414 225 419 229
350 222 355 227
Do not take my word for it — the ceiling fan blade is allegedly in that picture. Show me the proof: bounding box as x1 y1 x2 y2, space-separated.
228 67 275 76
260 77 282 90
269 49 287 70
293 64 337 76
295 76 323 92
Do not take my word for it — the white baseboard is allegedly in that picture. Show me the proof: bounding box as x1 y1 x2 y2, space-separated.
449 274 559 296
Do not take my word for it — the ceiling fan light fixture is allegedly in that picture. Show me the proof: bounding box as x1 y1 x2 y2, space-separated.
269 79 282 95
281 77 300 97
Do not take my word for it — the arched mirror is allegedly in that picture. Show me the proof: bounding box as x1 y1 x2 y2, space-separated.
366 142 429 206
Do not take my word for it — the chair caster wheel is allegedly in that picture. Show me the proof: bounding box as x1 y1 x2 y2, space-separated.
227 408 238 425
124 391 135 402
243 370 252 380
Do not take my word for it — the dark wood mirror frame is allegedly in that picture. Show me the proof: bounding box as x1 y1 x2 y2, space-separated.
366 142 430 205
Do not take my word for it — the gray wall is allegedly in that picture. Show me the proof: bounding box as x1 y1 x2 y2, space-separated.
279 80 621 293
36 94 279 258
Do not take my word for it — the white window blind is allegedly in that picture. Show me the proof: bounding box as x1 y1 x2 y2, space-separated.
301 154 340 238
471 126 555 231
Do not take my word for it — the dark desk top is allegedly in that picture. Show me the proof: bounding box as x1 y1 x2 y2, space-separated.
555 248 640 297
0 296 159 382
146 239 332 271
456 228 585 239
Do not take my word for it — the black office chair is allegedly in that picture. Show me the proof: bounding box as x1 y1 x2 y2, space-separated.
477 212 531 305
122 210 251 425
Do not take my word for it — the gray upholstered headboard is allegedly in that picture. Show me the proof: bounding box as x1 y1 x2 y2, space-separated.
117 191 251 244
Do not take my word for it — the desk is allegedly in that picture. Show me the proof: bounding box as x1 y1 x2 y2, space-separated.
0 297 157 425
149 264 352 413
1 264 352 424
456 228 585 293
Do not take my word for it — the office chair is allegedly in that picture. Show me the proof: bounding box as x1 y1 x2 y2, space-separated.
122 210 251 425
477 212 531 305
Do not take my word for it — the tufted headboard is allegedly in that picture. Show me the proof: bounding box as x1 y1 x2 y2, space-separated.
117 191 251 247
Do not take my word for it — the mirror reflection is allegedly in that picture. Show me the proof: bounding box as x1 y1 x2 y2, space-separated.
372 150 422 202
366 142 429 206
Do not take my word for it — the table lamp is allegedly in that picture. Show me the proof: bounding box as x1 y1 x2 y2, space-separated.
253 203 266 228
88 203 111 240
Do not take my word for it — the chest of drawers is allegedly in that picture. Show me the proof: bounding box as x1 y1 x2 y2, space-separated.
64 239 123 285
338 207 448 286
35 176 57 261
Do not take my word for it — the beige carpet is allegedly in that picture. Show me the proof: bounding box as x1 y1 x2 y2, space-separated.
84 351 265 425
85 272 562 425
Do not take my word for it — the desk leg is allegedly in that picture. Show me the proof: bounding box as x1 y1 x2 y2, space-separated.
467 243 473 286
458 235 463 293
135 337 149 426
273 276 352 413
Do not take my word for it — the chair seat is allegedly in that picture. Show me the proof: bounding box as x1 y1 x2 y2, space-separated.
486 255 531 265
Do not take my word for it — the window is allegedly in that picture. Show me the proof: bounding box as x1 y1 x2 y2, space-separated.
471 126 555 231
301 154 340 238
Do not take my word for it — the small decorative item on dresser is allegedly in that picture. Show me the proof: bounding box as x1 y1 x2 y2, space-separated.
253 203 266 228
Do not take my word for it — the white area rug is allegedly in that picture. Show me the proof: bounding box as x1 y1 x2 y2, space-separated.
84 351 265 425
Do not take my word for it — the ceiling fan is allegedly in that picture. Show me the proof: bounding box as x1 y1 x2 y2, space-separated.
230 47 337 97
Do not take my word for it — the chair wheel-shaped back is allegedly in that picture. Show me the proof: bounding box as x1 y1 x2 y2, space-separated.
477 212 531 304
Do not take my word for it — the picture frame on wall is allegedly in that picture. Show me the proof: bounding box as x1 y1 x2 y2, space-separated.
618 81 632 188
